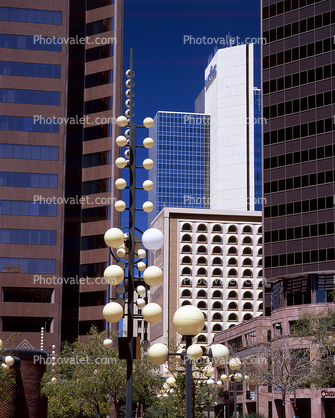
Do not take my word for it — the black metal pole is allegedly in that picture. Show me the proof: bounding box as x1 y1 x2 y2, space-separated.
234 380 237 418
126 47 136 418
185 336 192 418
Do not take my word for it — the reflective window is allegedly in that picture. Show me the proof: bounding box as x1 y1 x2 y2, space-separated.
0 144 58 160
83 151 110 168
0 257 55 273
0 172 57 188
82 178 110 195
0 7 62 24
87 0 114 10
0 61 61 78
85 70 112 88
0 116 59 133
0 200 57 216
0 34 61 51
86 44 112 62
0 229 56 245
0 89 60 105
86 18 113 36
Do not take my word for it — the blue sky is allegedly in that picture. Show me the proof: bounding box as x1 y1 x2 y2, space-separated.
121 0 261 229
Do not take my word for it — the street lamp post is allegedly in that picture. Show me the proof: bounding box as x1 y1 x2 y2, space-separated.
148 306 230 418
102 48 165 418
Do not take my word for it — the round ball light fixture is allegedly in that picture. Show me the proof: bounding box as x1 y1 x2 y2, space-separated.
142 228 164 251
103 265 124 285
142 303 162 323
143 266 163 286
143 117 154 128
103 302 124 323
173 305 205 337
104 228 124 249
116 116 128 127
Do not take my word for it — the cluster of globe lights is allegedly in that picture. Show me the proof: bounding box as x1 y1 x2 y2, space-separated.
0 339 15 369
101 79 165 349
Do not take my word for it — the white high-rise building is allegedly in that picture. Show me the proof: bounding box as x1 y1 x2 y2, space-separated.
204 44 255 211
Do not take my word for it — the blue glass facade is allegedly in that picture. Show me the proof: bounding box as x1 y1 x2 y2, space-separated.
254 88 262 211
148 111 210 225
0 201 57 216
0 62 61 78
0 8 62 24
0 34 62 51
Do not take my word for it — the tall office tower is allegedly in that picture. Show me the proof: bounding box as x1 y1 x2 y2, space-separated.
148 111 210 226
262 1 335 310
254 87 263 211
0 0 123 350
204 44 256 212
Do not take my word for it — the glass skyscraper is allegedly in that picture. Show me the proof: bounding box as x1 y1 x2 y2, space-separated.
148 111 210 225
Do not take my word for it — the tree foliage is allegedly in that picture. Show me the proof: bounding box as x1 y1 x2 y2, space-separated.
41 328 163 418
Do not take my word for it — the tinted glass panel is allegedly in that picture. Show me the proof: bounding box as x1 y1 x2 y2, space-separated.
0 116 59 132
0 257 55 273
0 61 61 78
0 229 56 244
0 34 61 51
0 7 61 24
0 89 60 105
0 172 57 188
0 144 58 160
0 200 57 216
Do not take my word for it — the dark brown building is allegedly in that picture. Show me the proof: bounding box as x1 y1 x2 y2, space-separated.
262 0 335 313
0 0 123 354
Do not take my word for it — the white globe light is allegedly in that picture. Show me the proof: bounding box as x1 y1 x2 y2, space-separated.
115 178 127 190
103 302 124 323
4 356 14 367
125 69 135 78
125 89 134 98
125 109 133 118
142 201 154 213
137 249 146 259
116 135 127 147
176 349 186 365
125 79 134 88
51 377 57 384
103 265 124 285
173 306 205 336
166 377 176 386
1 363 9 370
207 379 215 386
143 117 154 128
115 157 127 169
186 344 203 361
125 99 134 108
143 158 154 170
136 298 146 308
142 228 164 251
203 365 215 377
163 383 170 391
209 344 230 366
104 228 124 248
142 303 163 323
116 116 128 127
117 247 127 258
115 200 126 212
137 261 146 271
143 266 163 286
229 357 242 371
137 285 146 295
216 380 223 387
148 343 169 365
143 137 154 148
220 374 228 382
143 180 154 191
234 373 243 382
103 338 113 349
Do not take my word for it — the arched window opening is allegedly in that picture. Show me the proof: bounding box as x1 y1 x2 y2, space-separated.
182 234 191 242
182 223 192 231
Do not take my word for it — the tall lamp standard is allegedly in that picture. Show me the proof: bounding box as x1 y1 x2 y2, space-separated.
228 357 243 418
102 48 165 418
148 305 230 418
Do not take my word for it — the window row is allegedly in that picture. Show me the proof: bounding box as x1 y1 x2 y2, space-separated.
0 34 61 52
0 7 62 24
83 151 110 168
264 117 333 146
86 0 113 10
263 0 323 20
0 229 56 245
86 44 113 63
82 206 110 223
181 245 262 255
263 63 335 95
85 97 112 114
0 88 60 106
181 290 262 302
86 18 113 36
263 38 335 70
181 255 261 265
0 257 56 274
81 235 105 251
85 70 112 88
182 301 256 320
181 278 263 288
0 144 58 161
264 222 335 243
0 116 59 133
265 248 335 268
181 267 259 277
264 170 335 194
0 200 57 216
181 223 260 234
82 178 110 195
0 61 61 79
263 11 334 44
3 287 53 304
264 144 334 170
84 124 111 142
264 90 335 120
181 234 261 245
264 196 334 219
0 172 58 189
